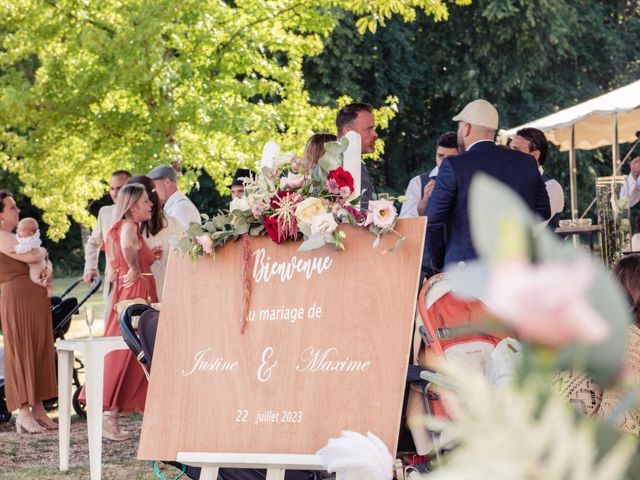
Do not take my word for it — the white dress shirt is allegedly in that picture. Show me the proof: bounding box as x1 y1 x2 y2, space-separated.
164 191 200 231
83 204 117 273
400 166 439 218
620 173 640 208
83 204 118 313
540 167 565 220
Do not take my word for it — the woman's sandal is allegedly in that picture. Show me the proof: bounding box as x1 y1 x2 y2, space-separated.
16 415 46 434
102 415 130 441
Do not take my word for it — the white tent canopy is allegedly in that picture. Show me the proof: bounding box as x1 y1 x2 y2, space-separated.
498 79 640 151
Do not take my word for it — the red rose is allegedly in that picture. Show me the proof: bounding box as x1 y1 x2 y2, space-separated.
263 215 284 244
326 167 354 195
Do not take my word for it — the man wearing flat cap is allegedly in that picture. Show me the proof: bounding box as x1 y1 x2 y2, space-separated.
229 168 255 200
148 164 200 231
423 99 550 275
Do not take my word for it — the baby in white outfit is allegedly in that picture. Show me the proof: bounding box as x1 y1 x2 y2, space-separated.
15 217 52 296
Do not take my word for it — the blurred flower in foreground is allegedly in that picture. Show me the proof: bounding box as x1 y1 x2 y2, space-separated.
485 259 610 348
421 363 636 480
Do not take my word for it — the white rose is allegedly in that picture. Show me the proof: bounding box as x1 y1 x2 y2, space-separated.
230 196 251 212
295 197 326 224
310 212 338 234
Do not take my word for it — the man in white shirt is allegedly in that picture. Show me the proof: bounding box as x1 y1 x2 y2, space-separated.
509 127 564 228
620 156 640 207
147 164 200 231
83 170 131 316
83 170 131 284
400 131 458 218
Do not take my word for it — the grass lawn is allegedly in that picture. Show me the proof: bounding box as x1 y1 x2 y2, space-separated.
1 276 159 479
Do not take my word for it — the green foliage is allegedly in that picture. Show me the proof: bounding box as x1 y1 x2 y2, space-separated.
0 0 462 240
304 0 640 216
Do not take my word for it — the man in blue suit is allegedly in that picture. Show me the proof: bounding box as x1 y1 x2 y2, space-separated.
423 99 551 274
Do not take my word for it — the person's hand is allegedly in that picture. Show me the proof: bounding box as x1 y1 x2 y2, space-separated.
122 266 141 289
417 179 436 216
40 265 53 288
83 269 98 283
631 157 640 180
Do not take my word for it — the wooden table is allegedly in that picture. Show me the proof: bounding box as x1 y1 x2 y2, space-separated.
555 224 603 255
57 337 129 480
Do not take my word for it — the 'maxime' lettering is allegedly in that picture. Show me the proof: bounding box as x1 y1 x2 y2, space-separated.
252 248 333 283
295 347 372 373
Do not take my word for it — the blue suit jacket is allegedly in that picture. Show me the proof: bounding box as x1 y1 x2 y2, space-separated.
423 141 551 272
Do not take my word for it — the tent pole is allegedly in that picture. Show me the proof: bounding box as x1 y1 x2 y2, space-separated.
612 112 619 175
569 125 578 221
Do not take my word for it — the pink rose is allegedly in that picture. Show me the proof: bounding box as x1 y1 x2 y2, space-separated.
195 234 213 255
365 199 397 229
280 172 305 189
485 259 610 348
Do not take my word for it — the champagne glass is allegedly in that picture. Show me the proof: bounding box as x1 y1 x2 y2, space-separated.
85 305 95 338
152 240 163 261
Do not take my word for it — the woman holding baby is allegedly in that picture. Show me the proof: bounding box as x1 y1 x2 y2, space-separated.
0 190 57 434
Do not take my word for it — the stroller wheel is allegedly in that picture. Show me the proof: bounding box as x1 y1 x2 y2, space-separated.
0 408 10 423
73 388 87 419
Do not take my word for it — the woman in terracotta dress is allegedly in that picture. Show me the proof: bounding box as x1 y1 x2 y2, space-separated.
127 175 183 300
0 190 57 433
101 183 158 440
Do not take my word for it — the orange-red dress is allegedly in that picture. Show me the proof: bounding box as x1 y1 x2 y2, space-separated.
101 220 158 412
0 253 56 411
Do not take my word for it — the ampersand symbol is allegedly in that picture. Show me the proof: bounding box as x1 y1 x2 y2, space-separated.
257 347 278 383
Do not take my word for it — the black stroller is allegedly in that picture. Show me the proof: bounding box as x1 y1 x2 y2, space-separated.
0 276 102 422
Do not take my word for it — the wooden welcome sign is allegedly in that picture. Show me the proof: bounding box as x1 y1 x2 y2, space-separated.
138 218 426 460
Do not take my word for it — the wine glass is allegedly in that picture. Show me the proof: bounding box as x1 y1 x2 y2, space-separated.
151 240 163 261
85 305 95 338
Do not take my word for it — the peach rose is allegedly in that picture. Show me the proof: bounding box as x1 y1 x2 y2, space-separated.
195 234 214 255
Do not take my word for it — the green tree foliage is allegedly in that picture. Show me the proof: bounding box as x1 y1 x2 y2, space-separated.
0 0 467 239
304 0 640 218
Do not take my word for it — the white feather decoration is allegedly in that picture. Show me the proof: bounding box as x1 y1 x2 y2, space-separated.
317 431 394 480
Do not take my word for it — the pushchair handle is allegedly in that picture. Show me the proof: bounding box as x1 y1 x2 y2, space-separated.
119 304 155 366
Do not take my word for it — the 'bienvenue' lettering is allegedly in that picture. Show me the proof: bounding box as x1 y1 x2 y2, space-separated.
252 248 333 283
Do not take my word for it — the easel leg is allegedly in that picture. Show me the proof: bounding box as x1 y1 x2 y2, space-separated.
266 468 285 480
199 466 219 480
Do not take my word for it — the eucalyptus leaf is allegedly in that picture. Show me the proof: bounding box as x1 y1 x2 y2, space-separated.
250 225 266 236
298 233 326 252
175 237 193 254
298 222 312 237
234 220 250 235
372 234 380 248
187 222 204 237
214 215 231 229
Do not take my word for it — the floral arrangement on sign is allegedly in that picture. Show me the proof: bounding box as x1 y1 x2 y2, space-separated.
317 175 640 480
176 138 404 261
